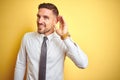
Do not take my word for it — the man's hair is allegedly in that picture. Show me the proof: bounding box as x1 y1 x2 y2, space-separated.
38 3 59 16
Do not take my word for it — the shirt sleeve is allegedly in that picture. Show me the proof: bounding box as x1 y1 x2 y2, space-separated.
63 37 88 69
14 35 27 80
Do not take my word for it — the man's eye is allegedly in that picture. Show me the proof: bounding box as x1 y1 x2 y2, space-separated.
44 16 49 19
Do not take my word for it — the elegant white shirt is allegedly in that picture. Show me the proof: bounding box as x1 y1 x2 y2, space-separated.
14 32 88 80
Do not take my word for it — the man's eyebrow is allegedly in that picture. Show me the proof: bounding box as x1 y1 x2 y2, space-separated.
43 15 49 18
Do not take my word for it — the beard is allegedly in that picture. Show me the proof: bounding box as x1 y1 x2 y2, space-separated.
37 23 54 34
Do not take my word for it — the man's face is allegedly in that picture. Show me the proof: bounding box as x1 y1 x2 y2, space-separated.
37 8 57 35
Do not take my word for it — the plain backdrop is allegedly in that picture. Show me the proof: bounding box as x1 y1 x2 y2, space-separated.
0 0 120 80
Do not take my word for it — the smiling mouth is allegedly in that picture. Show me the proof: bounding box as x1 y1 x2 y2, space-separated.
38 23 46 27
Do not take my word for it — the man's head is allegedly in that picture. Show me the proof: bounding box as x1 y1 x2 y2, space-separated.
38 3 59 16
37 3 59 35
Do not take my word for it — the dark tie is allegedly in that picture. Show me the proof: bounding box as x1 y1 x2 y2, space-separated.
39 37 48 80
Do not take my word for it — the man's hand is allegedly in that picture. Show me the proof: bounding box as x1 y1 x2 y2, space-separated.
55 16 68 36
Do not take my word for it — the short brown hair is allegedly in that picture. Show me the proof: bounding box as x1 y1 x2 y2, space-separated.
38 3 59 16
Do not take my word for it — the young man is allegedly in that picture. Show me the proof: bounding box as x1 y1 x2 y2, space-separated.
14 3 88 80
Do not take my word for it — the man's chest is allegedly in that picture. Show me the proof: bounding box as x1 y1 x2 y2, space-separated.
25 39 65 63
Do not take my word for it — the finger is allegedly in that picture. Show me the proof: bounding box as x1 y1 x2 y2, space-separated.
58 16 65 24
58 16 67 29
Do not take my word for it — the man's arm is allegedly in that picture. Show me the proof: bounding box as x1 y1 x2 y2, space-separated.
14 35 27 80
63 37 88 68
56 16 88 68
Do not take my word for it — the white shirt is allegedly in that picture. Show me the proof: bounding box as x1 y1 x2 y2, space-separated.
14 32 88 80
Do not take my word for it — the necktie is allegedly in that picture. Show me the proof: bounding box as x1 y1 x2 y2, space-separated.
39 37 48 80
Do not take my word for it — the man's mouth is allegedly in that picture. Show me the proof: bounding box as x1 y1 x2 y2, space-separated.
38 23 46 27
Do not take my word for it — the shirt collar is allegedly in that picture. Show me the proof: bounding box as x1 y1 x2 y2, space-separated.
36 32 60 41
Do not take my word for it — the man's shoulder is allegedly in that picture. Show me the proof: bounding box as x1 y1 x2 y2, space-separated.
23 32 37 39
24 32 36 36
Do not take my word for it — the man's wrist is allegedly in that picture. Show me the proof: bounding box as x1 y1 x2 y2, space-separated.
61 32 70 40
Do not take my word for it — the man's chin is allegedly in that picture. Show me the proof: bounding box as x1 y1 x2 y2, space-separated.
37 30 44 34
37 28 53 35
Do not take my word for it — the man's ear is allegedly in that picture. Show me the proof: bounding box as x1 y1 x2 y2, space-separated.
56 16 59 23
54 15 59 25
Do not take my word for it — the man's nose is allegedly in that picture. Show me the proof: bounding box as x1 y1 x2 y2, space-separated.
38 17 44 23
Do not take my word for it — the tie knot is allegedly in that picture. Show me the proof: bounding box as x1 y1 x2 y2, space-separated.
43 37 48 41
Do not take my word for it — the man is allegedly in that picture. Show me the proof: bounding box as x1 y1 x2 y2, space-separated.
14 3 88 80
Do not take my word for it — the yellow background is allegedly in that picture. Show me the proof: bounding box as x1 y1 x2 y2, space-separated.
0 0 120 80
